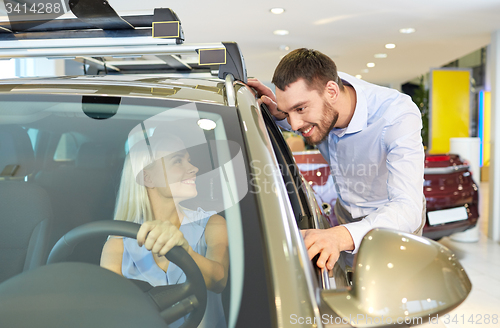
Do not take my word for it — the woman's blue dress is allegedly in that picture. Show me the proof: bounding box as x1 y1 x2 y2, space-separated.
121 207 226 328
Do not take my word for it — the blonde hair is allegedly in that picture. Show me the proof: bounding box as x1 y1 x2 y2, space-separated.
113 148 154 224
113 131 188 223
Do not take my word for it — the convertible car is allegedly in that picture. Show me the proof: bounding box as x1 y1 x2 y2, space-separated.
0 4 471 328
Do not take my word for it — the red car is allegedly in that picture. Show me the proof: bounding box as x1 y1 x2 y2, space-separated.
293 151 479 240
423 154 479 239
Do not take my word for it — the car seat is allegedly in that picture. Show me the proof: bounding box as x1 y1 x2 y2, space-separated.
0 126 54 283
36 141 124 264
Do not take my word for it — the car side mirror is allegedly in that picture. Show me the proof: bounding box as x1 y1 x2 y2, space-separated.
321 229 471 327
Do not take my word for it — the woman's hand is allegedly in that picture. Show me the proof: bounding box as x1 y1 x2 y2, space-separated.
137 220 191 256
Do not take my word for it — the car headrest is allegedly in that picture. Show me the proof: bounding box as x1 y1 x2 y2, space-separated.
0 126 35 178
75 142 113 170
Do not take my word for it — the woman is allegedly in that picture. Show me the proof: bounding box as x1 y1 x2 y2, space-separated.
101 130 228 328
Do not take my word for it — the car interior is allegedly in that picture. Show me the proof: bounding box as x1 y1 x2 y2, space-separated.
0 103 247 328
0 126 54 283
0 97 242 285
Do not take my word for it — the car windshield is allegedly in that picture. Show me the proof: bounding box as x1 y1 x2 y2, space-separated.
0 93 251 327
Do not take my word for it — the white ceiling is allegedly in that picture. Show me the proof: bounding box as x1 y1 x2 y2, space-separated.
4 0 500 86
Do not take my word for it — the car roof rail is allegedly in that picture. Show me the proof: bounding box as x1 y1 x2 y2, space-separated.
225 74 236 107
0 5 247 82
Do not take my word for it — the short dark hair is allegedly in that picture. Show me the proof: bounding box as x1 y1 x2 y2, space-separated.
272 48 344 93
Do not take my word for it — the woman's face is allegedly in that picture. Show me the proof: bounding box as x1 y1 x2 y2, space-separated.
145 148 199 202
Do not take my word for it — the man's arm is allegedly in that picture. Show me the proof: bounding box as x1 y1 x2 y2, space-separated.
301 226 354 270
342 109 425 253
302 99 424 266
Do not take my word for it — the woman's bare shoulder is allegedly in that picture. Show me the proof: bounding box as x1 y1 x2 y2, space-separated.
100 237 125 274
102 237 124 254
207 214 226 224
205 214 227 243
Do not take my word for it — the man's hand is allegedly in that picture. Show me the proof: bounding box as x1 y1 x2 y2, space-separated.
246 78 287 120
301 226 354 270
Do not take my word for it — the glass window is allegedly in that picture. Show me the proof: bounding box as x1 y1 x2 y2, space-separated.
260 105 312 228
0 94 257 328
0 59 16 79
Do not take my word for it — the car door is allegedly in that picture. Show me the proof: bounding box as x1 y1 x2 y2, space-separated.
260 105 345 290
260 105 319 229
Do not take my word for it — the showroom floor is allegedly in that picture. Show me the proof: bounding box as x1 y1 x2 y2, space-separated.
419 182 500 328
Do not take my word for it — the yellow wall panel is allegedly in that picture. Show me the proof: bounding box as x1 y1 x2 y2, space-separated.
483 91 491 165
430 69 470 154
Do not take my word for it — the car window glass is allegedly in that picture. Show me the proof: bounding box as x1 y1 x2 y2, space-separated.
260 105 313 228
0 95 257 328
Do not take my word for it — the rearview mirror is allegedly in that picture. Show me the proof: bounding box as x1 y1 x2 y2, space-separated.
321 229 471 327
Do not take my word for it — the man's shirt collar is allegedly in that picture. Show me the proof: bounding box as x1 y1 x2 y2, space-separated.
331 73 368 138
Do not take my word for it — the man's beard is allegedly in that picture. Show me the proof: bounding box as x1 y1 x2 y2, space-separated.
304 100 338 145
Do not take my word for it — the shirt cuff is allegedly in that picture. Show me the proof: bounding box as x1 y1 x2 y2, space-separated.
274 116 292 130
342 219 374 254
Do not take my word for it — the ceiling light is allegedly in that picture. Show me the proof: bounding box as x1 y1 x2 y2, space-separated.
279 45 290 51
270 8 285 14
385 43 396 49
273 30 289 36
355 75 362 79
197 119 216 130
361 69 369 73
399 27 416 34
374 53 387 58
367 62 375 68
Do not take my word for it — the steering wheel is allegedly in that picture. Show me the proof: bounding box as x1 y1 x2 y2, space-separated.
47 220 207 328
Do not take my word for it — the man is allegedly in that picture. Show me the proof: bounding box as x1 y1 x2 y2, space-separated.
247 48 425 271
